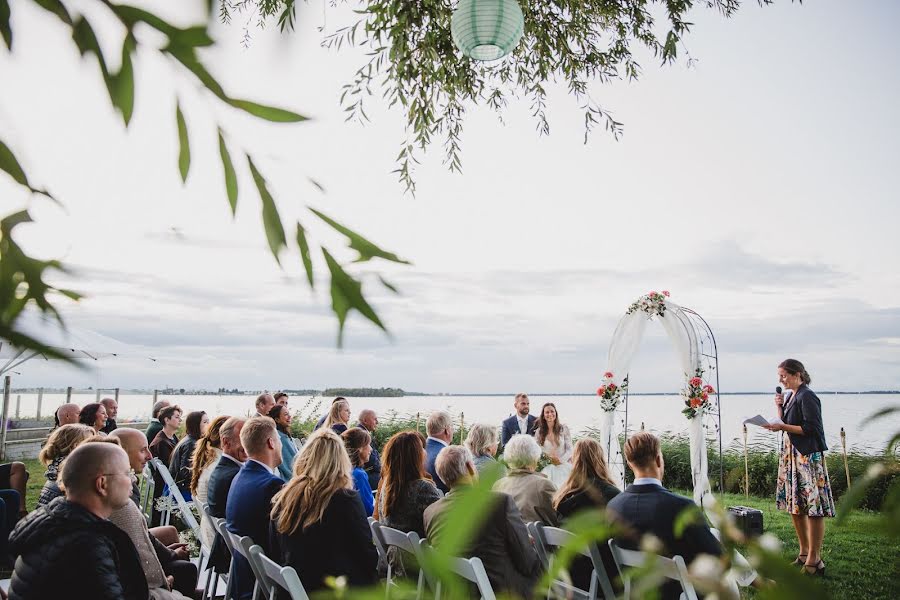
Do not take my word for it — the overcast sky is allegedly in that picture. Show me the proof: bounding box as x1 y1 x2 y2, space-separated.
2 0 899 393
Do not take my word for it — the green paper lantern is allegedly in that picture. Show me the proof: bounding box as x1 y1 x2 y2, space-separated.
451 0 525 61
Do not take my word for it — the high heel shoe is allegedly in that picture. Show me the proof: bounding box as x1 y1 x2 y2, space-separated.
802 560 825 576
791 554 808 566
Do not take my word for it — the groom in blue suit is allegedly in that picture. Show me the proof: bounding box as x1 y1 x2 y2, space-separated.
226 417 285 600
501 393 537 446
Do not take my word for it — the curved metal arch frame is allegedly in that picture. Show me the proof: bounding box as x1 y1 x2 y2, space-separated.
619 305 724 494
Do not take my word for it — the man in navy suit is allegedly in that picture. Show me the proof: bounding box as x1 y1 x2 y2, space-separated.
424 411 454 493
607 432 722 600
500 393 537 446
207 417 247 572
226 416 285 600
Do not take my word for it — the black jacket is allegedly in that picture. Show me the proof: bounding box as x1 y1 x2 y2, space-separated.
8 497 149 600
783 385 828 455
101 418 118 434
169 436 198 490
607 483 721 600
207 455 243 572
269 489 377 596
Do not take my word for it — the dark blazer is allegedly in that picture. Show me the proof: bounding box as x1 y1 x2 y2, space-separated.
783 385 828 455
100 418 118 434
501 414 537 446
425 490 541 599
226 460 285 600
354 422 382 491
425 438 449 493
206 454 243 571
269 488 377 596
556 478 621 592
607 482 721 600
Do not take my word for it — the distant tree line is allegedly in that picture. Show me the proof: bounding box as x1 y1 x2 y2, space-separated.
323 387 420 397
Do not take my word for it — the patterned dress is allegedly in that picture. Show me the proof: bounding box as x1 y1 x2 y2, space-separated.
776 433 835 517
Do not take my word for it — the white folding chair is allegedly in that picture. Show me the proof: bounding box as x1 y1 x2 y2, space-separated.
224 529 270 600
198 503 225 600
534 524 616 600
212 518 236 600
138 462 155 524
438 556 496 600
249 545 311 600
607 540 698 600
526 521 548 566
149 458 200 535
370 521 429 599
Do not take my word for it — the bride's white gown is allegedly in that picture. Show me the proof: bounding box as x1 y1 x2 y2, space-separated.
538 425 573 487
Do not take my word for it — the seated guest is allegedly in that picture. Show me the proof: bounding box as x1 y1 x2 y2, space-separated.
8 443 148 599
269 405 299 481
169 410 210 496
493 434 558 525
375 431 442 537
313 397 345 431
323 398 351 435
100 397 119 434
274 392 289 407
146 400 171 443
0 461 28 520
79 402 109 435
254 392 275 417
554 438 621 591
149 405 182 526
355 409 382 491
226 417 284 600
269 429 377 593
425 411 454 493
500 392 537 446
52 402 81 431
607 432 722 600
465 423 506 476
37 424 95 507
342 428 374 517
424 445 541 599
190 415 229 549
206 417 247 572
110 428 198 599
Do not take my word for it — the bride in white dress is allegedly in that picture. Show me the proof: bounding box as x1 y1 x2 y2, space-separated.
533 402 573 487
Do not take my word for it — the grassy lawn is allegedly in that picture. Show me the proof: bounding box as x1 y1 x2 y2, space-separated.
16 461 899 599
708 490 900 600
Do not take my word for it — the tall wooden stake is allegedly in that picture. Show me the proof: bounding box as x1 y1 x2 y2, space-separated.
841 427 851 487
743 424 749 498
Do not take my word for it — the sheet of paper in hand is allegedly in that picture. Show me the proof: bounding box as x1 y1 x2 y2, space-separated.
743 415 784 427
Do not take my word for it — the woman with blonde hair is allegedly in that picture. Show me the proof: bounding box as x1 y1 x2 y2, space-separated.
37 424 96 507
191 415 229 549
269 428 377 593
322 398 351 434
553 437 621 591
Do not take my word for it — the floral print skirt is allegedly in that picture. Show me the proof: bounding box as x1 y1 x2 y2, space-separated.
776 434 835 517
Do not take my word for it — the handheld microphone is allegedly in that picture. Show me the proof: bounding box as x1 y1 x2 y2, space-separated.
776 386 782 394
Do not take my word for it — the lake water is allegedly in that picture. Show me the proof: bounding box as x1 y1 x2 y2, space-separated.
11 392 898 453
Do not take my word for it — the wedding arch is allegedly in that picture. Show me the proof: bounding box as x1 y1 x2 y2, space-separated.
596 292 724 505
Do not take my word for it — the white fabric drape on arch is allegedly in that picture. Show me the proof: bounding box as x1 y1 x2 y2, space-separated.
599 300 712 504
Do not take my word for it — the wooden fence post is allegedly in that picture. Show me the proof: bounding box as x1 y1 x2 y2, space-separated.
1 377 11 461
37 387 43 419
152 390 158 418
115 387 120 402
66 386 72 402
14 395 20 419
841 427 851 487
743 424 749 498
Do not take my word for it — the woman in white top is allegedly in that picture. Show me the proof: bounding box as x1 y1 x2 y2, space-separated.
533 402 573 487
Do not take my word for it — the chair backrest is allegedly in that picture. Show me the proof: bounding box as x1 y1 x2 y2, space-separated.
447 556 496 600
368 518 388 565
224 530 271 600
138 463 155 523
150 458 200 534
607 540 697 600
249 545 311 600
526 521 548 567
539 525 616 600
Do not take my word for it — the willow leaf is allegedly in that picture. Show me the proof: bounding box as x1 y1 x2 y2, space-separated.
295 223 314 288
227 98 309 122
1 1 11 50
310 208 409 264
218 130 238 216
176 100 190 182
322 248 385 346
247 156 286 262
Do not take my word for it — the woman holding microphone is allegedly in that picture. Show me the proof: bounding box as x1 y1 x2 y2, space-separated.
764 359 834 576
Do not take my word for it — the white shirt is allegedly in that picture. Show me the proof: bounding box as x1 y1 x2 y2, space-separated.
247 458 277 475
220 453 244 467
426 436 449 448
516 414 529 434
633 477 663 487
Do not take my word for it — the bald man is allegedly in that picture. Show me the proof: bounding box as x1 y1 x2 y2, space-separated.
100 397 119 434
355 409 381 490
109 429 197 599
8 443 148 599
54 403 80 428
